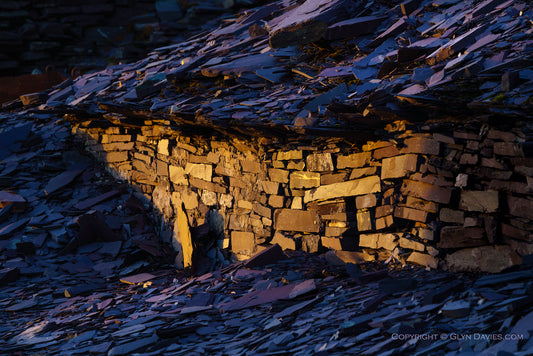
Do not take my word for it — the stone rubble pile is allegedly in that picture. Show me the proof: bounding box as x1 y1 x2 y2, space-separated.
0 0 239 77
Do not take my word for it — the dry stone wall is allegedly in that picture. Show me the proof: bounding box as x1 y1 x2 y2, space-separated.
71 117 533 273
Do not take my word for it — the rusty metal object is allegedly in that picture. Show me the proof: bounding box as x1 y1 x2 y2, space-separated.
0 65 67 104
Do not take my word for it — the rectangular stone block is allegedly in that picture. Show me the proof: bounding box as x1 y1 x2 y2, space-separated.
357 210 373 231
394 206 428 222
237 200 253 210
277 150 302 160
306 153 334 171
214 163 239 177
440 226 486 248
271 232 297 250
253 202 272 219
359 233 379 249
156 160 168 176
321 172 349 185
321 236 343 250
337 152 372 169
274 209 320 233
359 233 398 250
381 154 418 179
241 160 261 173
356 194 377 209
104 151 128 163
446 245 521 273
402 137 440 155
229 214 250 231
405 196 438 213
268 195 285 208
258 180 279 195
407 252 438 269
169 165 187 185
459 153 478 165
324 226 350 236
494 142 523 156
439 208 464 224
102 142 134 151
507 195 533 220
231 231 255 255
304 176 381 203
157 139 170 156
185 163 212 181
101 134 131 143
302 234 320 253
290 171 320 189
375 205 394 218
269 168 289 183
229 177 248 189
399 237 425 251
401 179 451 204
189 177 226 194
349 166 377 180
459 190 499 213
373 145 401 160
376 215 394 230
287 161 305 170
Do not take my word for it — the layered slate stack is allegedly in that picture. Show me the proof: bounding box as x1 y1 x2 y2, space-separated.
70 117 533 273
0 0 233 77
5 0 533 273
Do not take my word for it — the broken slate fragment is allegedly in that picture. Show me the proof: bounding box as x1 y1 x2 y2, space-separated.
108 334 159 356
44 169 84 195
267 0 354 48
303 83 348 113
0 267 20 285
244 243 287 268
325 16 387 41
289 279 316 299
73 189 121 210
441 300 470 318
0 190 27 211
6 298 38 312
64 282 106 297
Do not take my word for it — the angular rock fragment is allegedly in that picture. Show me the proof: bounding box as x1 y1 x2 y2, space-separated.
244 243 287 268
446 245 522 273
267 0 353 48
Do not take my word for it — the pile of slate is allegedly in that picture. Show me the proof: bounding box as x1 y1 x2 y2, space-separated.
0 0 244 77
7 0 531 137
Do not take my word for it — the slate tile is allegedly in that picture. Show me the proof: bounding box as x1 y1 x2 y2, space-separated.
44 169 84 195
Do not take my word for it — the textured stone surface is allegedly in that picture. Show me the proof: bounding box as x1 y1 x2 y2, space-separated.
446 245 522 273
289 171 320 189
304 176 381 203
381 154 418 179
401 179 452 204
274 209 320 233
306 153 334 171
459 190 499 213
231 231 255 256
337 152 372 169
407 252 438 269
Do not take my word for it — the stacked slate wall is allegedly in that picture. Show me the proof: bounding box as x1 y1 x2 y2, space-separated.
71 117 533 272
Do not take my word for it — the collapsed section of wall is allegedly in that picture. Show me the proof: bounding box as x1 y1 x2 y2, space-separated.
71 117 533 273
